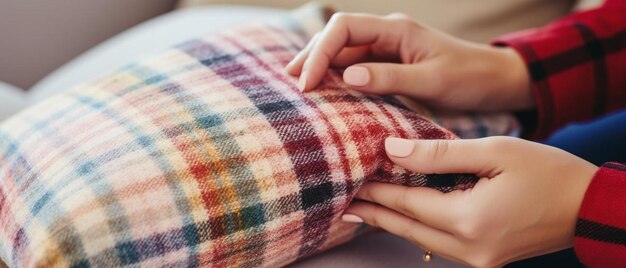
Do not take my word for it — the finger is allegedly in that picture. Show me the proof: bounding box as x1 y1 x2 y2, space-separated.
343 201 465 263
329 45 371 67
343 63 430 95
285 33 320 75
385 137 504 176
289 44 376 79
300 13 403 91
355 182 460 232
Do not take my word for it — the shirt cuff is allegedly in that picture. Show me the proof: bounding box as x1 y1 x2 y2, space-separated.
574 162 626 267
491 21 596 140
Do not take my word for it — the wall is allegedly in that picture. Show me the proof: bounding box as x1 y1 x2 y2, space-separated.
0 0 178 89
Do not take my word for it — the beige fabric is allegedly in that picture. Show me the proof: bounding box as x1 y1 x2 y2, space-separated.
1 0 594 90
0 0 178 89
574 0 604 10
179 0 576 43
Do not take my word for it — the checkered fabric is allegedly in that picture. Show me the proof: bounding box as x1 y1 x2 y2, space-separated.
0 19 507 267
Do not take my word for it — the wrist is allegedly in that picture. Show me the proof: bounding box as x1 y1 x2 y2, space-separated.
566 161 598 242
461 43 535 111
493 47 535 110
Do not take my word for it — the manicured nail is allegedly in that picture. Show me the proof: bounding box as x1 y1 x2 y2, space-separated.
385 137 415 158
343 66 370 86
298 71 308 92
341 214 364 223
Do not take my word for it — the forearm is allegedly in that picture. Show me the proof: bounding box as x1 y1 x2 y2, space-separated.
492 1 626 139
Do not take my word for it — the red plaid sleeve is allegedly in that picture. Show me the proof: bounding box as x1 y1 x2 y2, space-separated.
493 1 626 266
575 163 626 267
493 0 626 140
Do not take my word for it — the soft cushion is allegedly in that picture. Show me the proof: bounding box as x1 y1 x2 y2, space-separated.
0 81 25 122
28 6 291 104
0 21 479 267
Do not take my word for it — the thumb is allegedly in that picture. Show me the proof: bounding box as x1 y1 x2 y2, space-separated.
384 137 503 177
343 63 428 95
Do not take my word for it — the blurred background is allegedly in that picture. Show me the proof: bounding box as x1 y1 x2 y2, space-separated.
0 0 582 91
0 0 178 90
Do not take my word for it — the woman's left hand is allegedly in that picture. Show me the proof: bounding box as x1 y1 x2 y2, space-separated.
342 136 598 267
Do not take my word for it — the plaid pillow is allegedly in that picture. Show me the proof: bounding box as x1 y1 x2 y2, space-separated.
0 23 480 267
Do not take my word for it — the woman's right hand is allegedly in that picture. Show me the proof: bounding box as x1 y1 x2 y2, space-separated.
285 12 535 112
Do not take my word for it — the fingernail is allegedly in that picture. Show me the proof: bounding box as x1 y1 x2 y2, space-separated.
343 66 370 86
298 71 308 92
385 137 415 158
341 214 364 223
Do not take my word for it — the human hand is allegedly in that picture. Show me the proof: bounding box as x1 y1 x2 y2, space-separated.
285 13 534 111
341 137 598 267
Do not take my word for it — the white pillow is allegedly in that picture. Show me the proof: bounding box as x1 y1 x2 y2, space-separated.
28 6 288 105
0 81 26 122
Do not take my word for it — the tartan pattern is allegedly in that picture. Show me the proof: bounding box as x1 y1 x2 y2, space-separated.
0 24 486 267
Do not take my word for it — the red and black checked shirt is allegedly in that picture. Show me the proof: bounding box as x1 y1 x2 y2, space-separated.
494 1 626 266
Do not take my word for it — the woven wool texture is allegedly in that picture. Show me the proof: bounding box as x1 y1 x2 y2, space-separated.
0 24 483 267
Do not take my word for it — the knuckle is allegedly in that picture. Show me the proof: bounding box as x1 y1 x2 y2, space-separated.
399 221 424 246
378 66 397 90
386 14 422 31
466 252 500 268
455 215 485 240
368 217 380 228
367 206 383 228
417 63 449 99
449 199 470 230
386 12 411 20
402 227 424 247
395 187 411 215
361 186 374 201
329 12 350 24
429 68 448 93
402 223 420 244
427 140 450 164
458 224 480 241
400 20 419 33
482 136 514 154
